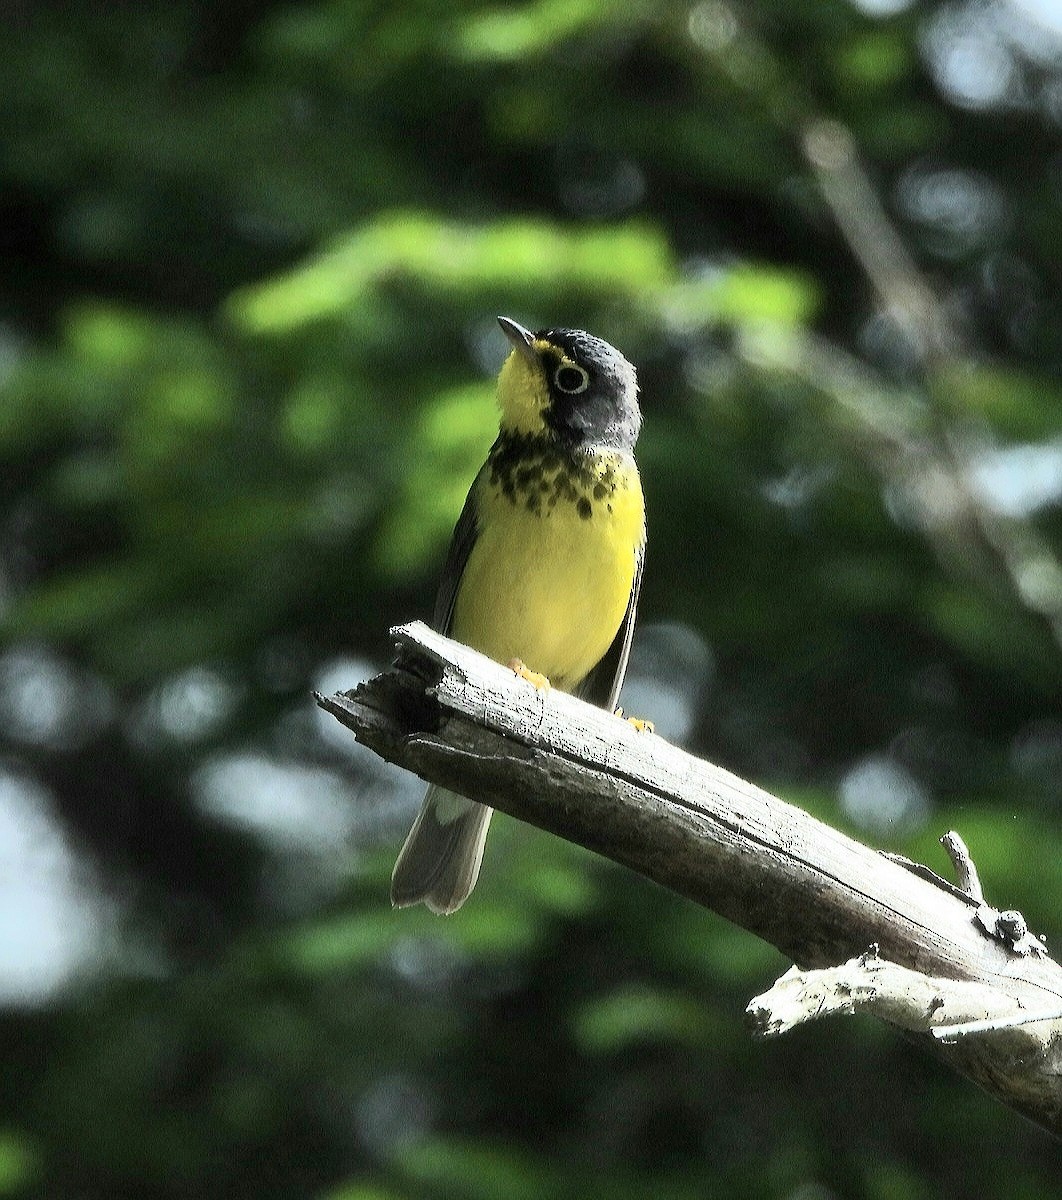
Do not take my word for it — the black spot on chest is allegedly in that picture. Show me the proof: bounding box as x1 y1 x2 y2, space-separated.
487 433 622 518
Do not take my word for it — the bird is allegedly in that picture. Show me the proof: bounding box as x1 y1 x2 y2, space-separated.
390 316 646 914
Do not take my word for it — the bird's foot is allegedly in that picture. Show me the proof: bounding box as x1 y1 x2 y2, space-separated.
614 707 654 734
508 659 552 692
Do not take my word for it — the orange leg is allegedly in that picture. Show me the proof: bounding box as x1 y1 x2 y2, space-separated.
614 707 654 734
508 658 552 692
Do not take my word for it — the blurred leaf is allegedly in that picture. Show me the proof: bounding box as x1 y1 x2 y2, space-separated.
936 364 1062 439
835 31 912 91
321 1185 403 1200
278 912 403 974
456 0 629 62
922 582 1059 692
230 212 674 332
706 263 821 327
398 1138 703 1200
572 984 719 1052
5 560 162 640
512 854 597 916
372 382 496 580
654 904 788 986
0 1132 36 1195
398 1140 562 1200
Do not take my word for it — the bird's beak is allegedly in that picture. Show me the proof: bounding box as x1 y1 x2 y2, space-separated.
497 316 539 367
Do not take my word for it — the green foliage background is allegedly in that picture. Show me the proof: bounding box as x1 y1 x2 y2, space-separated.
1 1 1061 1196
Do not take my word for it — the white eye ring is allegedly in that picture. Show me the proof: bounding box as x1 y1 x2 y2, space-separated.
553 363 590 394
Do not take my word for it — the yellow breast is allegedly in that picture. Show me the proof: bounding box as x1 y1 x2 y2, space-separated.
450 447 645 691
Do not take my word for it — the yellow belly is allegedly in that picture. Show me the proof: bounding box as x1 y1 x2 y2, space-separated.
451 451 644 690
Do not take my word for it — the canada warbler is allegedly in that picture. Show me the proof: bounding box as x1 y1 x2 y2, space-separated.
391 316 646 914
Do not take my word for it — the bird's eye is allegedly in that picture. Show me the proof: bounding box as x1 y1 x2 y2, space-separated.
554 364 590 394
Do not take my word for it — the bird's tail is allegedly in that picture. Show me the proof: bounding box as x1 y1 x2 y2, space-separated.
390 785 494 915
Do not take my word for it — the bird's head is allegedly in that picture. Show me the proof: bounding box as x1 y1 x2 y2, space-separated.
495 316 640 452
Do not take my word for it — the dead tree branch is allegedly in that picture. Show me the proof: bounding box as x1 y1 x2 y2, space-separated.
318 621 1062 1137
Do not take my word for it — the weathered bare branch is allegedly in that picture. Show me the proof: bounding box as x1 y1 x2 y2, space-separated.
318 621 1062 1137
748 946 1062 1047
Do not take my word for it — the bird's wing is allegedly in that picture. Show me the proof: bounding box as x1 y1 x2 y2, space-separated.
432 469 483 635
579 542 644 712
